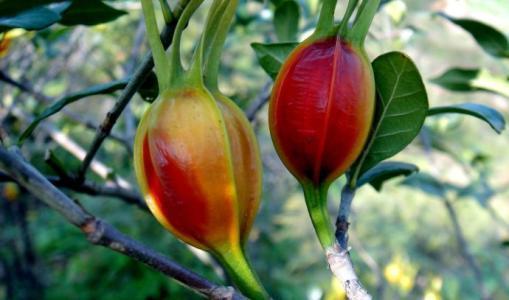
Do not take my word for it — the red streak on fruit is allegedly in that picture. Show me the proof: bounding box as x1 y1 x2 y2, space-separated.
142 136 211 248
137 90 240 251
270 37 374 185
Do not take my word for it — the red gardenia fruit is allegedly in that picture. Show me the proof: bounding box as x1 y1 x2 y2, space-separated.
270 37 375 186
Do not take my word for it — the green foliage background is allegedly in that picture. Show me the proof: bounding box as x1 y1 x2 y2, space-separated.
0 0 508 299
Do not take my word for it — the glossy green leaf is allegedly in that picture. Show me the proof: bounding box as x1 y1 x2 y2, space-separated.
350 52 429 182
274 0 300 42
357 161 418 191
251 42 298 79
431 68 509 99
59 0 127 26
0 6 61 33
441 14 509 58
502 240 509 248
19 79 128 144
0 0 67 17
428 103 506 134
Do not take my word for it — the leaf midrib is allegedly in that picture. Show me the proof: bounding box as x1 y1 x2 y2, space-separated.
351 56 408 182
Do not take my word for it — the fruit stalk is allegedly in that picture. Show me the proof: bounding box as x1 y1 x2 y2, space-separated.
214 246 268 300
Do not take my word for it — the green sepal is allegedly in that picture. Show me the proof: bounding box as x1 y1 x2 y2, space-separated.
141 0 171 91
313 0 338 40
347 0 381 45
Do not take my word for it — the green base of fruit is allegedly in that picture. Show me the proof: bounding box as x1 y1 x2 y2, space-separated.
302 182 334 249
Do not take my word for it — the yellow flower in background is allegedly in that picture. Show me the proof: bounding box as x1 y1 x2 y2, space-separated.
384 254 418 294
325 277 346 300
384 261 403 284
424 290 442 300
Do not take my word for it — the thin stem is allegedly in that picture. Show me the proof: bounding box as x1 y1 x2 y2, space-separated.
327 184 372 300
348 0 380 44
245 82 271 122
141 0 171 91
203 0 237 92
158 0 174 24
335 184 356 249
169 0 205 86
315 0 338 37
338 0 359 37
302 182 334 249
215 246 268 300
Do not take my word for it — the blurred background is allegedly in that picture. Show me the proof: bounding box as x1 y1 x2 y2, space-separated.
0 0 508 299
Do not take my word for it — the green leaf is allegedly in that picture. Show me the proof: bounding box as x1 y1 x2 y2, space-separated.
428 103 506 134
441 13 509 58
431 68 509 99
59 0 127 26
502 240 509 248
0 6 61 33
401 173 447 198
274 0 300 42
357 161 418 191
19 79 128 144
0 0 67 17
251 42 298 79
350 52 429 182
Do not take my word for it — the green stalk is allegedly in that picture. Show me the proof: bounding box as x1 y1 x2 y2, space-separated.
158 0 174 24
347 0 381 44
168 0 205 87
302 182 334 249
315 0 338 38
185 0 226 86
141 0 171 91
338 0 359 38
203 0 238 93
201 0 228 60
215 246 269 300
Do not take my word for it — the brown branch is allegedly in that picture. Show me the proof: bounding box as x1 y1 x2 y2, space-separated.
0 146 244 299
76 0 190 183
326 185 371 300
0 171 146 211
50 177 147 211
245 82 271 122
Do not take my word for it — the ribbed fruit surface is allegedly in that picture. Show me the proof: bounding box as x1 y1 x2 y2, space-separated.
269 37 375 185
134 88 261 251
